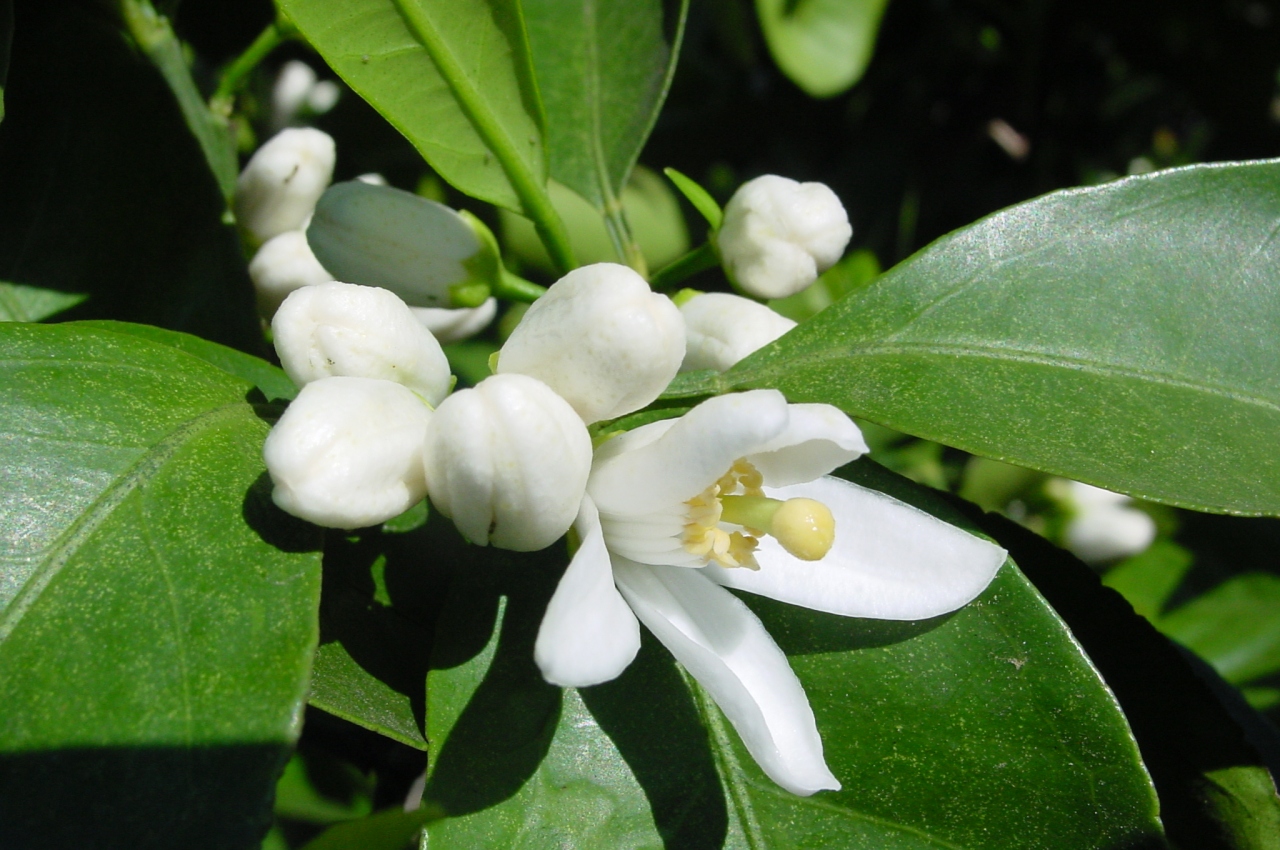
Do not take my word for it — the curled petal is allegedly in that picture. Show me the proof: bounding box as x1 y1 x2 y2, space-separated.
613 562 840 796
707 476 1006 619
746 403 868 486
535 497 641 687
680 292 797 372
263 377 430 529
410 298 498 344
590 389 790 516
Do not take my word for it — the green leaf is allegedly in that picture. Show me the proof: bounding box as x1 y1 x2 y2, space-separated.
0 281 86 322
1102 540 1194 622
521 0 687 255
1159 574 1280 686
770 248 881 322
970 507 1280 848
278 0 572 268
416 460 1164 848
0 322 322 846
665 166 724 229
731 160 1280 516
756 0 889 98
304 806 437 850
0 2 263 353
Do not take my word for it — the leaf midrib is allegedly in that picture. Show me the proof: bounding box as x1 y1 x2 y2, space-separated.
0 400 255 641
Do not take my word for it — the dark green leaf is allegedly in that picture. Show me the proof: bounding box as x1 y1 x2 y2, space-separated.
0 322 322 847
522 0 686 216
0 281 86 322
756 0 889 98
0 2 263 353
731 160 1280 515
279 0 546 218
416 459 1164 848
969 506 1280 849
78 320 297 401
0 0 11 125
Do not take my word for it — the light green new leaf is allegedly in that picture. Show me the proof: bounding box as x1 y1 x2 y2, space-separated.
731 160 1280 516
0 322 322 847
415 461 1163 849
521 0 686 219
0 282 86 322
279 0 569 267
757 0 889 98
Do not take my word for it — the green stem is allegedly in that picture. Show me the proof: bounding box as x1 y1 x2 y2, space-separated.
649 241 719 290
388 0 577 274
209 16 296 118
495 269 547 303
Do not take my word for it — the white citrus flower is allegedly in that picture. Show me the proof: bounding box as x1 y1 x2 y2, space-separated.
679 292 796 372
423 374 593 552
263 376 431 529
234 128 335 244
272 282 452 407
717 175 851 299
1061 481 1156 563
497 263 684 423
534 390 1006 795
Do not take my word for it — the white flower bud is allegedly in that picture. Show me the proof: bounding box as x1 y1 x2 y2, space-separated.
679 292 796 372
264 377 431 529
497 263 685 424
270 61 317 128
410 297 498 344
717 175 852 299
307 181 497 308
234 128 336 244
1061 481 1156 563
249 231 335 318
424 374 592 551
272 282 452 406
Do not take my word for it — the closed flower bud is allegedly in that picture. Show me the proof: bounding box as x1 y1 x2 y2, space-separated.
679 292 796 372
717 175 852 299
272 282 452 406
423 374 592 552
497 263 685 423
1059 481 1156 563
264 377 431 529
307 181 501 308
249 231 335 318
234 128 336 244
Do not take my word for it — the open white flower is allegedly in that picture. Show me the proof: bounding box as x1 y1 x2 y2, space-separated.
717 175 852 299
679 292 797 372
534 390 1006 795
497 263 685 423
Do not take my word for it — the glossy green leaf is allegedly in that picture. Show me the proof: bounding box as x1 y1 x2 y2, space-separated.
1160 574 1280 686
279 0 552 225
731 160 1280 516
973 508 1280 848
521 0 686 216
0 2 262 353
0 281 86 322
415 460 1163 849
756 0 889 98
0 322 322 847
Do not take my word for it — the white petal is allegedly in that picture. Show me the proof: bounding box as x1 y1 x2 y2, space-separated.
679 293 796 372
1065 506 1155 563
613 562 839 796
410 298 498 344
746 403 868 486
534 497 641 687
249 230 334 319
707 476 1006 619
589 389 790 517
